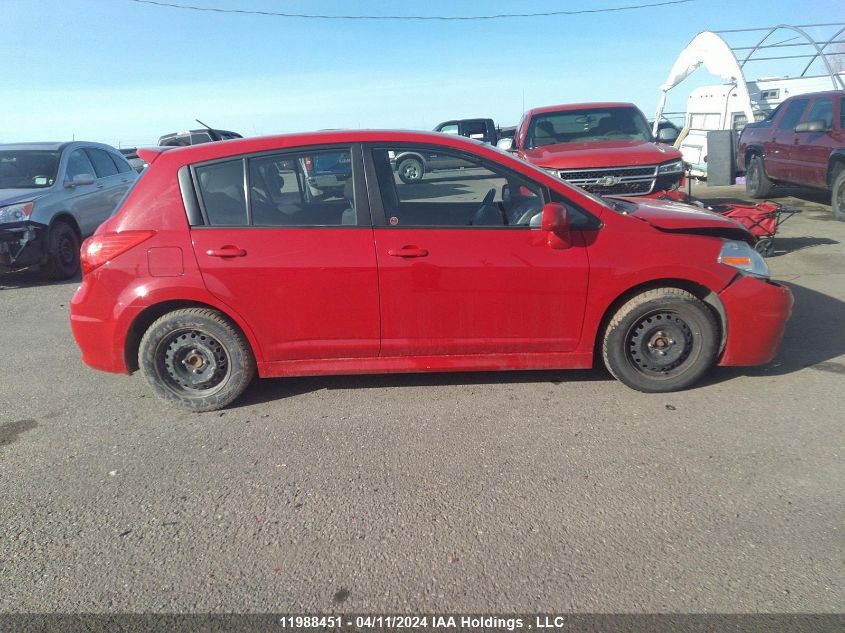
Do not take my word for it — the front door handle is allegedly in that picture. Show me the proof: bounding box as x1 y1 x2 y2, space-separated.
206 246 247 258
387 246 429 258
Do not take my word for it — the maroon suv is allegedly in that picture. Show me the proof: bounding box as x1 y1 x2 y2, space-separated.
738 90 845 220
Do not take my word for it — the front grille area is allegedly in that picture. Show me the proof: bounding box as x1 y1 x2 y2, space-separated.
557 165 657 196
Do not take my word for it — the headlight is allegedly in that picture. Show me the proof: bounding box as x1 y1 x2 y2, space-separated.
657 159 684 174
718 239 769 279
0 202 34 224
542 168 560 178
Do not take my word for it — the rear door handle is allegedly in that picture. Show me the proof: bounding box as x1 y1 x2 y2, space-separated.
206 246 247 258
387 246 428 258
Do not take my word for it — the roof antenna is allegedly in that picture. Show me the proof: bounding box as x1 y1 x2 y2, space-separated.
195 118 213 130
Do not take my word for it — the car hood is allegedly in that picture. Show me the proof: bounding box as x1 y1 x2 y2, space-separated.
0 188 47 206
522 139 681 169
620 197 752 241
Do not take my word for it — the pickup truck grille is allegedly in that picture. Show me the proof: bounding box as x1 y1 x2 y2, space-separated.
556 165 657 196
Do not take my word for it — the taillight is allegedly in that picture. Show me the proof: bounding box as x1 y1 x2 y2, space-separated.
80 230 155 275
303 156 313 172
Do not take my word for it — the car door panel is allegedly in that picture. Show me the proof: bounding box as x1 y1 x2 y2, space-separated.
191 227 381 361
374 228 589 356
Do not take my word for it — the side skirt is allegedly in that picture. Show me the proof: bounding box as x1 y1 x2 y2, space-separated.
258 352 595 378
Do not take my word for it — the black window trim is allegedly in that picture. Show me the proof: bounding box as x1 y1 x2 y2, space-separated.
362 142 599 231
186 143 371 229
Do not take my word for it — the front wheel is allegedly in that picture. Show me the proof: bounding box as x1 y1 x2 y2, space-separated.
397 157 424 184
602 288 719 393
139 308 256 411
40 220 80 280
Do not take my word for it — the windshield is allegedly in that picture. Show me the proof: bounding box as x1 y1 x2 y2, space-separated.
525 107 652 149
0 150 60 189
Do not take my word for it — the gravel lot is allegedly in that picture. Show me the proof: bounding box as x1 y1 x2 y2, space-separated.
0 182 842 613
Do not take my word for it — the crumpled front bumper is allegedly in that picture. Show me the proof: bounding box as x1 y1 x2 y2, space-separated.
0 221 45 269
718 275 794 366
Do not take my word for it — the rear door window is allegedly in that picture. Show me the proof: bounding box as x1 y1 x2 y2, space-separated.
109 153 134 174
85 148 119 178
193 147 357 227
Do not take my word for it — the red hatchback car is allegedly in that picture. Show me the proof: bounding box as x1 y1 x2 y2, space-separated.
70 130 793 411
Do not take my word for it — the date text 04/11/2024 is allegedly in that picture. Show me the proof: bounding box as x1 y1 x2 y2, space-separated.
277 615 579 630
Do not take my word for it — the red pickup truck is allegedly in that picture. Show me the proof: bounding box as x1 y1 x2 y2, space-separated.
738 90 845 220
499 102 686 199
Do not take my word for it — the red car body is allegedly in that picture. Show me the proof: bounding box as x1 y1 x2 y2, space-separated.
511 102 687 199
70 130 791 407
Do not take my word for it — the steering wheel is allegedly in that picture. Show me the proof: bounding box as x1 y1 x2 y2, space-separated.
470 188 499 225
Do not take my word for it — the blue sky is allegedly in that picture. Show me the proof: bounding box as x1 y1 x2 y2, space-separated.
1 0 842 146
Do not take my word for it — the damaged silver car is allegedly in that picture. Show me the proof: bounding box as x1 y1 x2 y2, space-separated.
0 142 137 279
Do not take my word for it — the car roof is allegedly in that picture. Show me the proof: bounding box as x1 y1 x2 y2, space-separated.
782 89 845 99
0 141 120 152
139 129 505 167
526 102 639 116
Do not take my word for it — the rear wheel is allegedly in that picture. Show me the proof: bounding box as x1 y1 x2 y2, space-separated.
139 308 256 412
602 288 719 393
831 165 845 221
40 220 80 280
397 157 424 184
746 154 773 198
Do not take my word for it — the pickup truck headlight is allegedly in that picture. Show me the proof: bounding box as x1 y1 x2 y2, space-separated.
656 159 684 174
718 239 769 279
0 202 34 225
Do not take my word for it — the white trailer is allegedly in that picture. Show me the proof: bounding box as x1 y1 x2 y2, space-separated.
654 25 845 178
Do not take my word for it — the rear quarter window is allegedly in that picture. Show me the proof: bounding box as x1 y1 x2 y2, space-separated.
195 160 248 226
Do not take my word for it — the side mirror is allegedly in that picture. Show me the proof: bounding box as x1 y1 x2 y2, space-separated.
540 202 571 249
65 173 96 188
795 119 828 133
657 127 679 144
496 137 515 151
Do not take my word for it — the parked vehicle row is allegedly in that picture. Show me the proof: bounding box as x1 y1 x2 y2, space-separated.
738 89 845 220
70 130 792 411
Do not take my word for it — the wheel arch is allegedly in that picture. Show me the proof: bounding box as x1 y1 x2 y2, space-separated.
744 144 765 165
592 278 727 365
827 150 845 186
124 299 259 373
48 212 82 239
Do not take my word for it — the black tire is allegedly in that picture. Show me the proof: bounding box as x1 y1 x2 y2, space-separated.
397 157 424 184
602 288 719 393
139 308 256 412
831 165 845 221
746 154 773 198
40 220 80 280
754 237 775 257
